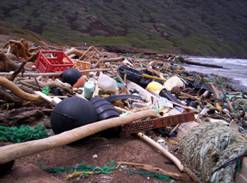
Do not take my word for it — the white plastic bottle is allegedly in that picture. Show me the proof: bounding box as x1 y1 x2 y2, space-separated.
84 75 95 99
97 73 118 92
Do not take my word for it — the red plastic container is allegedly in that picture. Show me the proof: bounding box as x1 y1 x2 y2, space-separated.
35 50 74 72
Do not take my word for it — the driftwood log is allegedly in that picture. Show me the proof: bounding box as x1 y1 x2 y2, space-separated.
117 161 182 180
94 56 124 67
66 46 98 58
137 132 184 171
0 76 41 102
180 59 224 69
0 109 158 164
9 62 27 81
0 68 111 77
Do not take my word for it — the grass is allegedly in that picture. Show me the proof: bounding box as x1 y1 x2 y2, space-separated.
1 22 246 58
40 29 176 53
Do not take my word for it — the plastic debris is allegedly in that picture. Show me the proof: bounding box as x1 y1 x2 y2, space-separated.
163 75 184 91
98 73 118 93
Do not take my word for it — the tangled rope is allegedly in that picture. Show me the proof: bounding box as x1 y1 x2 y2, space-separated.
180 122 247 183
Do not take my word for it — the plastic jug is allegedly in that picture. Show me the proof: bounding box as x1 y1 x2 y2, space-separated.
98 73 118 92
163 75 184 91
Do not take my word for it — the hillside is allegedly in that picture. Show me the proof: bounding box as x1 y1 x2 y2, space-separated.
0 21 43 43
0 0 247 57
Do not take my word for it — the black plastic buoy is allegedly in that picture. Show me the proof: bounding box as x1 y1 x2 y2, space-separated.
0 161 15 176
60 68 81 86
90 97 121 137
51 96 98 134
118 66 152 88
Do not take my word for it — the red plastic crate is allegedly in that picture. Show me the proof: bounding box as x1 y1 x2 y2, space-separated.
35 50 74 72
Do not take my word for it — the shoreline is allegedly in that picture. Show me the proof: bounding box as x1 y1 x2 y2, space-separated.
180 56 247 93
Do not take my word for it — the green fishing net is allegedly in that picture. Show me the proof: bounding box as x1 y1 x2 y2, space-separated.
45 161 172 182
45 161 117 177
42 86 50 95
0 124 48 143
130 169 171 182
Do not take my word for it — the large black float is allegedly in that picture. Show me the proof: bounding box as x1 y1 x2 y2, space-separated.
51 96 98 134
60 68 81 86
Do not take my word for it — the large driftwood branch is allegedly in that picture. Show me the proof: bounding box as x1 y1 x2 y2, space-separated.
0 77 41 102
66 46 98 59
94 56 124 67
0 68 111 77
65 48 84 57
137 132 184 171
117 161 182 180
79 46 99 59
0 110 158 164
9 62 27 81
180 59 224 68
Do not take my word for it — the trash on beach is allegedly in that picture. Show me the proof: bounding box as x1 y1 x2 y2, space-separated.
0 38 246 183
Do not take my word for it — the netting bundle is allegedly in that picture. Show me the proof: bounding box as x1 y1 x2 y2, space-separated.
180 122 247 183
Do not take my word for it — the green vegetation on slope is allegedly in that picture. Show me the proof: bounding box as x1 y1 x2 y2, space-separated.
0 0 247 57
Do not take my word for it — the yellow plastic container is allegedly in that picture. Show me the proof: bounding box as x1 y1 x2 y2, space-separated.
146 81 163 95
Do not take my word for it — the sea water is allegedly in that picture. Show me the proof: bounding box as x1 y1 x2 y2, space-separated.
182 56 247 89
